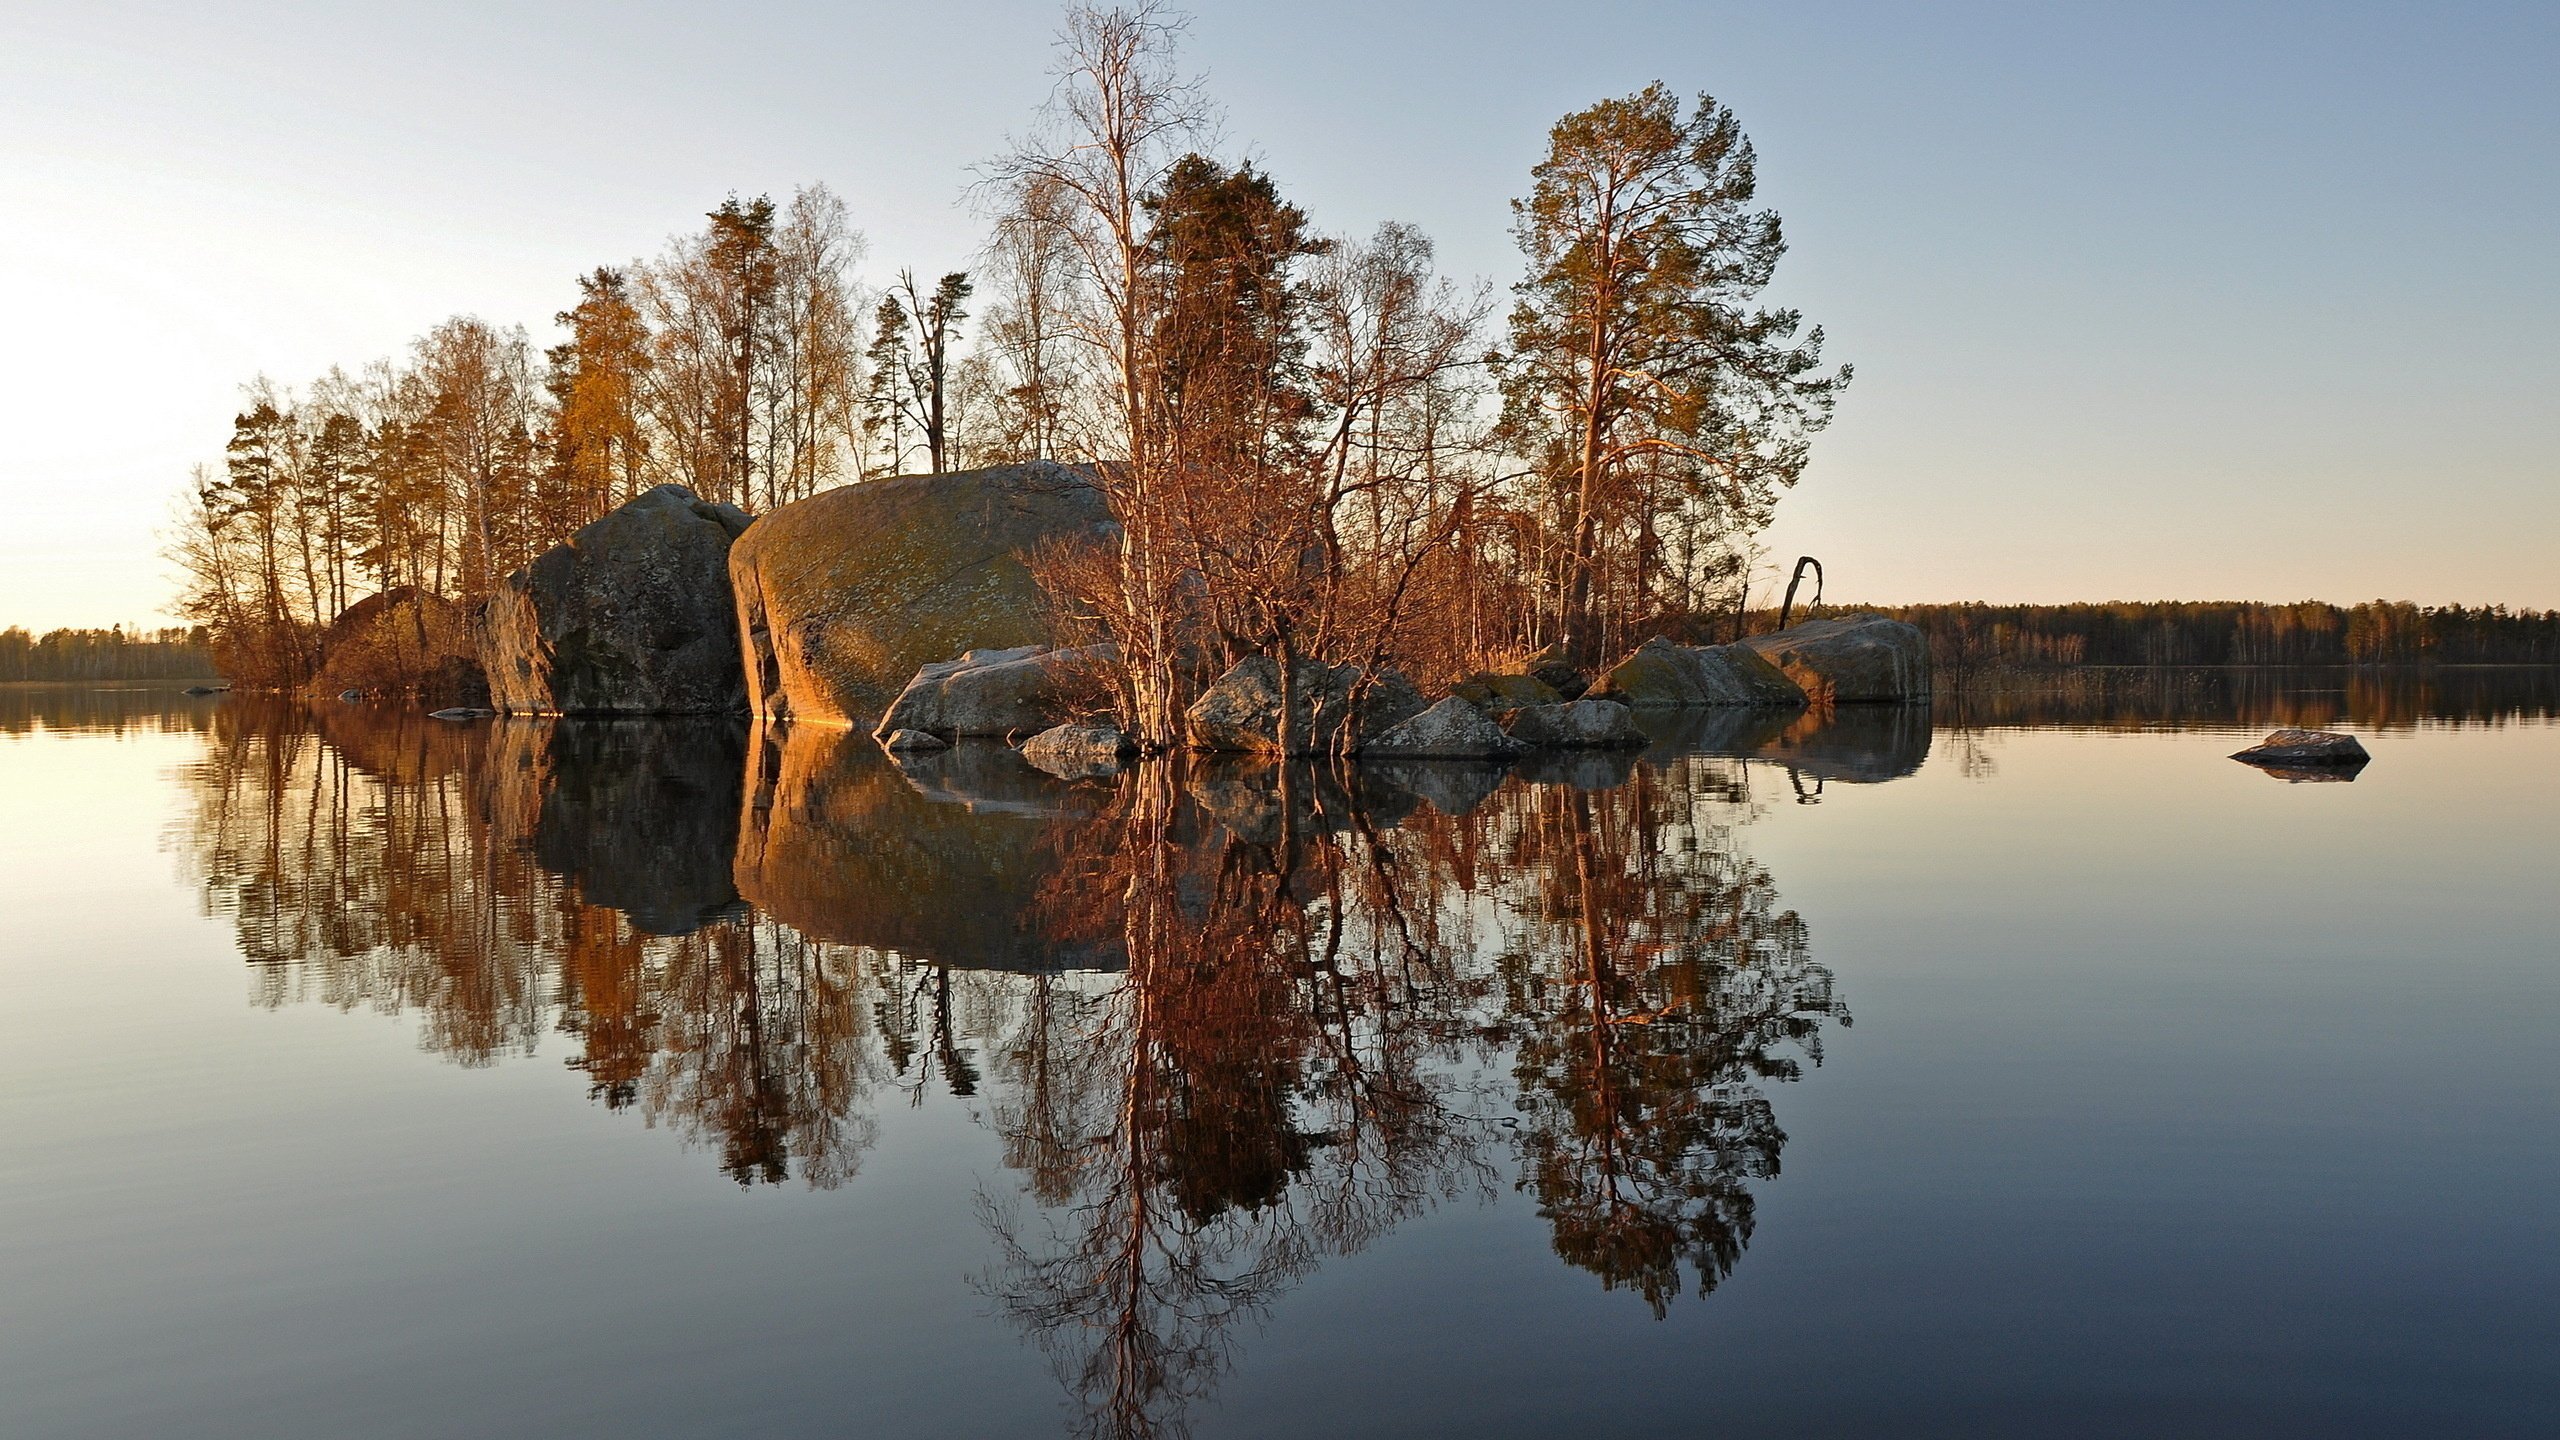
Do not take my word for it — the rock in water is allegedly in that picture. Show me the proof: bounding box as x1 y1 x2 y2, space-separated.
308 585 488 704
1021 721 1136 781
1502 698 1649 750
1361 696 1525 760
480 485 752 714
727 462 1117 726
1589 636 1807 708
1185 655 1426 755
2231 728 2369 766
878 728 949 752
427 707 494 721
1739 615 1932 704
876 643 1116 740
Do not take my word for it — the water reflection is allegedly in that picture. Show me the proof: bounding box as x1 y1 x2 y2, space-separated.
168 700 1866 1437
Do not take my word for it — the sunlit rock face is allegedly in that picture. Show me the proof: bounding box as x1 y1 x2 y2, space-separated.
733 725 1120 971
481 486 753 714
1590 636 1806 709
728 463 1116 728
1739 614 1932 703
309 586 488 704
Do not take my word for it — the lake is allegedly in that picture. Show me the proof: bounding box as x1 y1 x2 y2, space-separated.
3 673 2554 1439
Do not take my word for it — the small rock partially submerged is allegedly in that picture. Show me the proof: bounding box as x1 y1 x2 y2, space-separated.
1186 655 1426 755
879 728 950 752
428 707 496 721
1502 698 1649 750
1021 721 1136 781
2231 728 2369 767
182 685 227 696
876 643 1115 740
1361 697 1524 760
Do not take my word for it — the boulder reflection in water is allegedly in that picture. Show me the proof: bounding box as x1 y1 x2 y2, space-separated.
175 700 1856 1438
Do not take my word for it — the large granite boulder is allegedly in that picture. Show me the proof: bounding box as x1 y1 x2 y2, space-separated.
727 462 1116 726
309 586 487 704
875 643 1116 740
1360 696 1524 760
1186 655 1426 756
1589 636 1806 709
481 485 751 714
1502 698 1649 750
1739 615 1931 704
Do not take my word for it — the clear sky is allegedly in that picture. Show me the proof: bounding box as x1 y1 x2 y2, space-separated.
2 0 2553 630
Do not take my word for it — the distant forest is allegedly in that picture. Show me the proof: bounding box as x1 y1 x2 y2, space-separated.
1855 600 2560 673
0 627 216 682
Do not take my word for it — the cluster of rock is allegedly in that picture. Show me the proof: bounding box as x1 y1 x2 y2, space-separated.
314 465 1937 802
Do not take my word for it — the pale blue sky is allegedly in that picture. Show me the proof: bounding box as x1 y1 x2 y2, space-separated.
2 0 2552 629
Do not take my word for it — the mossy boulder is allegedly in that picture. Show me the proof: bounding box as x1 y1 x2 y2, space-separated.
875 643 1117 740
1449 671 1564 713
481 485 752 714
728 462 1116 727
1589 636 1806 709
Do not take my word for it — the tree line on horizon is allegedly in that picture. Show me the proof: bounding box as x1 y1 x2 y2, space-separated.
166 2 1846 719
0 626 213 683
1864 599 2560 679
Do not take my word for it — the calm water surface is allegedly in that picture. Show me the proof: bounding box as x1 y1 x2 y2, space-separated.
2 674 2554 1439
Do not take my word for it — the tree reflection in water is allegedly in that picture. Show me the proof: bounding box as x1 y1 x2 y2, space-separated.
171 702 1859 1439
